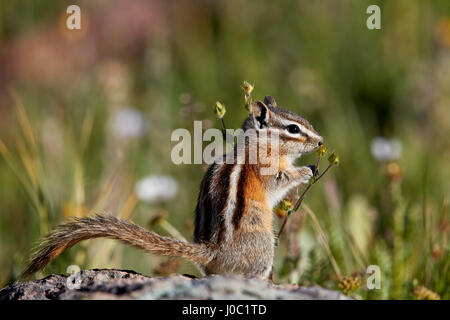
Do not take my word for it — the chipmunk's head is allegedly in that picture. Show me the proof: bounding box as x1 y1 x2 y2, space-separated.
242 96 323 160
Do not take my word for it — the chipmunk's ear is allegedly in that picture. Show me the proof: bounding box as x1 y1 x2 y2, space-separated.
252 101 271 129
264 96 278 108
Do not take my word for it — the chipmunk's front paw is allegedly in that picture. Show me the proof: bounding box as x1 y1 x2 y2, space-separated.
307 164 320 177
298 166 314 184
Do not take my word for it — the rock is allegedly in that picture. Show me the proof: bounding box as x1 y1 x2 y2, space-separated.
0 269 349 300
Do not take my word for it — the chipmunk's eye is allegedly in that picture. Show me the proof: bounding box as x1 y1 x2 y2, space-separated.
286 124 301 134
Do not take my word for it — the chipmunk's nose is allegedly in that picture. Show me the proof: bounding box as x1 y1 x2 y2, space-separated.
318 141 323 147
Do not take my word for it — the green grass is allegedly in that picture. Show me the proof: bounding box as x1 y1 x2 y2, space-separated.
0 0 449 299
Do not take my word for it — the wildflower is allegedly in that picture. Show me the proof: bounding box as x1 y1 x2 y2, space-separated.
370 137 402 162
317 144 328 157
387 162 404 181
328 152 340 166
338 276 361 295
432 244 441 260
111 107 148 138
214 101 226 119
135 175 178 203
274 199 292 218
412 286 440 300
241 81 254 95
273 207 286 219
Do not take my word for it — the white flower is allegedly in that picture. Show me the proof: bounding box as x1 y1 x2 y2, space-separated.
370 137 402 162
135 175 178 203
110 107 148 138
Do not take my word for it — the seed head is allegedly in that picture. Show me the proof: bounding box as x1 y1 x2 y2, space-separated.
214 101 226 119
317 144 328 157
328 152 340 166
241 81 254 95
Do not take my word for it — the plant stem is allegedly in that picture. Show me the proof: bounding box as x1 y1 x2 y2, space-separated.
220 118 227 139
303 204 342 279
315 163 333 182
277 163 333 239
220 118 226 131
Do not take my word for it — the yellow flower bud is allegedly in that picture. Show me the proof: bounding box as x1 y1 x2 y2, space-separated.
280 199 292 211
241 81 254 95
328 152 340 165
317 144 328 157
273 199 292 219
214 101 226 119
273 207 287 219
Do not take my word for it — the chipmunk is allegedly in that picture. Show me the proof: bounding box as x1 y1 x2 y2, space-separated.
20 96 323 280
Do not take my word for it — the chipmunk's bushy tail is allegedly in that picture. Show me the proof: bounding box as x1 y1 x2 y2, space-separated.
19 215 214 280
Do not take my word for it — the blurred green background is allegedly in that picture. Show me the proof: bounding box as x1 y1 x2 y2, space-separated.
0 0 449 299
